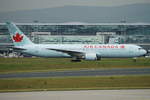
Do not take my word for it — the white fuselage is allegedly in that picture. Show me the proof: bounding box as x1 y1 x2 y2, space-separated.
19 44 146 58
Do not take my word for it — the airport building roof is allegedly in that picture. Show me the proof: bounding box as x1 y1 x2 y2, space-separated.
0 22 150 25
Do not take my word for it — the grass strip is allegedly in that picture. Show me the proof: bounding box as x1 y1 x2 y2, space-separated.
0 58 150 73
0 75 150 92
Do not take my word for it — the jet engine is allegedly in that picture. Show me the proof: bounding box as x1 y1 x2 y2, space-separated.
84 53 98 61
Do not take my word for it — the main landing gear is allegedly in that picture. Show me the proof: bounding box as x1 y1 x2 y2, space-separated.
71 57 81 62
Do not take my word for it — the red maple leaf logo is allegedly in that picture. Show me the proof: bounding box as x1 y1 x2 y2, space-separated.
120 45 125 48
13 33 23 42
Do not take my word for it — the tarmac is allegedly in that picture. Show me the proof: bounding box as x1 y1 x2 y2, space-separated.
0 89 150 100
0 68 150 78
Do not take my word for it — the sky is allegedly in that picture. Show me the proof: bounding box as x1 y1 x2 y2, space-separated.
0 0 150 12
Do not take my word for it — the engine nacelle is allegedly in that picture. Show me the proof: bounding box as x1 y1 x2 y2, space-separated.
84 53 98 61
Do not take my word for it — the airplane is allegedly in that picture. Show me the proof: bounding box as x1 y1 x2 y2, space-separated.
6 22 148 61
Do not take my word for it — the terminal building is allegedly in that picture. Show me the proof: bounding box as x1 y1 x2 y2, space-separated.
0 22 150 57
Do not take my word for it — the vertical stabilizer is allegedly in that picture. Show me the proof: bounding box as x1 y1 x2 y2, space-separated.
6 22 34 46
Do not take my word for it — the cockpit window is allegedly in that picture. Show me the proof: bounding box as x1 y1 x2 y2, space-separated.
138 48 144 50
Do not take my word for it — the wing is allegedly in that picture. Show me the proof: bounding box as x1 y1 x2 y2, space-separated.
47 48 85 58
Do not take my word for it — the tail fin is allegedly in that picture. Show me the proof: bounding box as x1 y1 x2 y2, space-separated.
6 22 34 46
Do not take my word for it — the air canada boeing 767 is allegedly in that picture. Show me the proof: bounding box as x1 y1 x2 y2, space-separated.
6 22 148 61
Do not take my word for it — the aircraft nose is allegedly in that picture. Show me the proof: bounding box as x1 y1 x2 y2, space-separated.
142 49 147 56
